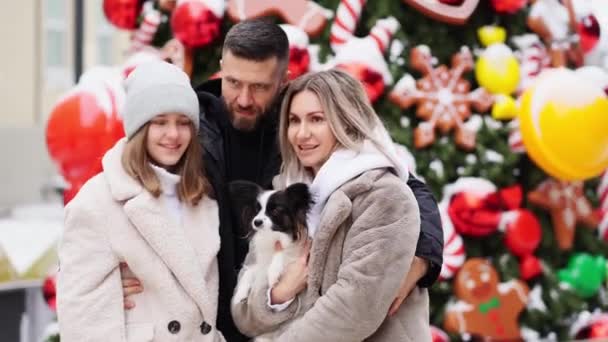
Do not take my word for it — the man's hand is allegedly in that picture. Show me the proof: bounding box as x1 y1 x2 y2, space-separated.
120 262 143 310
388 256 429 316
270 240 311 305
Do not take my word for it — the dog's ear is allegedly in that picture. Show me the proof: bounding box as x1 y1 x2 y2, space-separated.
285 183 314 214
286 183 313 241
228 180 262 238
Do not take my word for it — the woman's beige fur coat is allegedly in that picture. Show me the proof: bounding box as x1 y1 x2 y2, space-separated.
232 169 431 341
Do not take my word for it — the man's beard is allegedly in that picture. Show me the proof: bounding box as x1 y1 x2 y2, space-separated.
224 95 280 132
227 105 264 131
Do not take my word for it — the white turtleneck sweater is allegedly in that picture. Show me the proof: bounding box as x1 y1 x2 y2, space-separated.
150 164 183 225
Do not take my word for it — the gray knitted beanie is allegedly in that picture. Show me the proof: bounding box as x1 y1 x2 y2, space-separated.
122 61 199 139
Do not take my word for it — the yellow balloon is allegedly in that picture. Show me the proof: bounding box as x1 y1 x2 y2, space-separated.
519 68 608 181
475 44 520 95
477 26 507 47
492 95 517 120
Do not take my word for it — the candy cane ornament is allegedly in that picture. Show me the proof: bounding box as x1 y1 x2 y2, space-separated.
129 1 161 52
329 0 366 51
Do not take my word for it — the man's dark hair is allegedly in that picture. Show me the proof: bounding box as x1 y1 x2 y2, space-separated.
222 19 289 72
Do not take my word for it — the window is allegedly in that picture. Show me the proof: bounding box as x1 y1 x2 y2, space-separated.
96 0 114 65
44 0 72 87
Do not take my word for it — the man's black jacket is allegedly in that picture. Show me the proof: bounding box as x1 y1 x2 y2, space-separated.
194 79 443 342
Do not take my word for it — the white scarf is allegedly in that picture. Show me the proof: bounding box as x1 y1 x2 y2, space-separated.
150 163 183 225
304 127 410 237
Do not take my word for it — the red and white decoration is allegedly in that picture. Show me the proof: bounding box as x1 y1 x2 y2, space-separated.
571 311 608 340
508 119 526 153
103 0 143 30
43 271 57 311
569 0 608 69
322 0 399 102
171 0 225 49
439 178 543 280
511 34 551 94
280 24 312 80
129 1 162 52
46 67 126 204
490 0 528 14
439 210 466 280
430 325 450 342
329 0 366 51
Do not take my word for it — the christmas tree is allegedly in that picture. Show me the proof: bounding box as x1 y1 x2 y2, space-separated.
45 0 608 340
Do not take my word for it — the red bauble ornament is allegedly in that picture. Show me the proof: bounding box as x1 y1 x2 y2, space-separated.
588 316 608 338
448 191 502 237
336 63 385 103
489 0 527 14
576 314 608 339
46 86 124 204
431 325 450 342
171 0 222 49
42 273 57 311
519 254 542 280
503 210 541 257
578 14 601 53
103 0 143 30
504 209 542 280
438 0 465 5
288 47 311 80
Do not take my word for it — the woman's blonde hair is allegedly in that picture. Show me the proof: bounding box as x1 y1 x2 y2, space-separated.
121 123 213 205
278 69 405 184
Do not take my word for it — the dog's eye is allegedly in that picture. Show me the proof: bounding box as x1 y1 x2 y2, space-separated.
271 208 282 216
254 203 262 212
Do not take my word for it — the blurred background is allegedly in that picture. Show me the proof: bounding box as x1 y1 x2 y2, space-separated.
0 1 129 341
1 0 608 341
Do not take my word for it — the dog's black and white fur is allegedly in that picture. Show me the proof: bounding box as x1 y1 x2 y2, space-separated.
229 180 313 309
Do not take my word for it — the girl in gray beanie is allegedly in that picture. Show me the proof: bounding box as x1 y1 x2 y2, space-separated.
57 60 227 341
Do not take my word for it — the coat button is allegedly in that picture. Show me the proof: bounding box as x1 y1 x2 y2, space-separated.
200 321 212 335
168 320 181 334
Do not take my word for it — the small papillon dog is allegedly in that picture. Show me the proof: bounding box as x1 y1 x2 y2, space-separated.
229 180 313 307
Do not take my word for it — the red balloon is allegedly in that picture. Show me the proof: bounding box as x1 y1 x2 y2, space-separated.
171 0 222 49
578 15 601 54
288 47 311 80
589 316 608 338
576 314 608 339
42 273 56 311
46 86 124 203
489 0 528 14
519 254 542 280
431 325 449 342
103 0 142 30
504 210 541 257
336 63 385 103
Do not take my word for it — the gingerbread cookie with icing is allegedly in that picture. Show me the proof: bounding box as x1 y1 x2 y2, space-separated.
226 0 333 37
444 258 529 340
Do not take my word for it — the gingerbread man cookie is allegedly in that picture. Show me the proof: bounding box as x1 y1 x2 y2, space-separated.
226 0 333 37
444 258 529 341
527 179 599 250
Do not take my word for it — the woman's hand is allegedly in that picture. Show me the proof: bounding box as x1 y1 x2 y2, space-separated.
270 240 311 304
120 262 143 309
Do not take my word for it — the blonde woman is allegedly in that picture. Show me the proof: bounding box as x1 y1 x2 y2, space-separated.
232 69 430 341
57 61 225 341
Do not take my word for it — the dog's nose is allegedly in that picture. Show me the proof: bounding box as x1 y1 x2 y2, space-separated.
253 219 263 228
